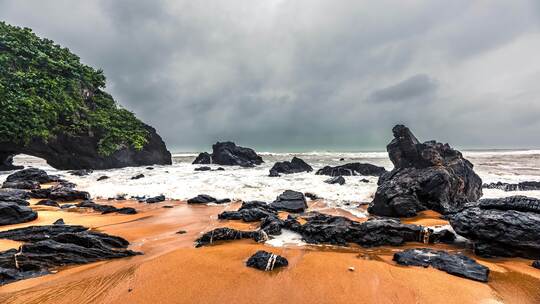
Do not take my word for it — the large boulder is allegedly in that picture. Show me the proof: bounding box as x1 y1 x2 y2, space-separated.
269 190 308 213
218 201 277 222
316 163 386 177
5 168 56 184
192 142 263 167
449 196 540 259
0 202 38 226
368 125 482 217
269 157 313 176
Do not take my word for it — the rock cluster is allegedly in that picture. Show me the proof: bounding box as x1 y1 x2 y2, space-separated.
316 163 386 177
193 142 263 167
483 181 540 191
269 157 312 177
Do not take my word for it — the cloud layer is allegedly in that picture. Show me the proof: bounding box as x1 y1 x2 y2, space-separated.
1 0 540 151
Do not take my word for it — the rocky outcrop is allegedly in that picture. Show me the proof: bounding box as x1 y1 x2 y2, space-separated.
194 227 268 247
483 181 540 191
187 194 231 204
5 168 57 184
316 163 387 177
269 157 312 177
0 125 171 171
324 176 345 185
0 224 140 285
269 190 307 213
0 202 37 226
449 196 540 259
76 200 137 215
393 248 489 282
246 250 288 271
368 125 482 217
192 142 263 167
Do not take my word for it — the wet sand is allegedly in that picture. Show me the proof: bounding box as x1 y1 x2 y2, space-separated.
0 199 539 304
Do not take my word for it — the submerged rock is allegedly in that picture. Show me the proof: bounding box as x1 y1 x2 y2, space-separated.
449 196 540 259
269 157 312 176
368 125 482 217
246 250 288 271
483 181 540 192
316 163 387 177
269 190 307 213
187 194 231 204
393 248 489 282
193 142 263 167
0 202 38 226
324 176 345 185
194 227 268 247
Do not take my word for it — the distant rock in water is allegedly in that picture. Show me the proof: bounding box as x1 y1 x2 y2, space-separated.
194 166 212 171
269 190 307 213
269 157 313 177
36 199 60 207
131 174 145 180
324 176 345 185
449 196 540 259
246 250 288 271
192 142 263 167
0 202 38 226
146 195 166 204
69 169 93 176
483 181 540 191
368 125 482 217
393 248 489 282
187 194 231 204
316 163 386 177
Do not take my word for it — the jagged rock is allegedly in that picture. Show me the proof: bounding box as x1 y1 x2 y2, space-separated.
97 175 109 181
246 250 288 271
368 125 482 217
269 157 313 176
0 202 38 226
0 224 87 242
146 195 165 204
316 163 386 177
187 194 231 204
194 166 211 171
393 248 489 282
69 169 93 176
269 190 307 213
449 196 540 259
0 189 30 201
259 215 284 235
5 168 56 184
131 174 145 180
193 142 263 167
49 187 90 201
194 227 268 247
1 180 41 190
533 261 540 269
36 199 60 207
324 176 345 185
53 219 65 225
483 181 540 192
75 200 137 215
218 201 276 222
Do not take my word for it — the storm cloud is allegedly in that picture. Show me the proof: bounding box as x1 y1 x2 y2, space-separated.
1 0 540 151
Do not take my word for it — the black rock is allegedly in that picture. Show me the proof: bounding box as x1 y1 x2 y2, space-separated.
97 175 109 181
187 194 230 204
449 196 540 259
339 158 345 161
324 176 345 185
75 200 137 215
131 174 145 180
259 215 284 235
53 219 65 225
368 125 483 217
0 152 23 171
218 201 276 222
1 180 41 190
0 224 87 242
162 205 174 208
146 167 154 170
115 194 127 200
69 169 93 176
5 168 56 184
146 195 166 204
316 163 387 177
304 192 320 200
483 181 540 191
0 189 30 201
269 157 313 176
217 167 225 171
116 207 137 215
533 260 540 269
269 190 307 213
194 166 212 171
36 199 60 207
0 202 38 226
246 250 288 271
48 187 90 201
194 227 268 247
393 248 489 282
193 142 263 167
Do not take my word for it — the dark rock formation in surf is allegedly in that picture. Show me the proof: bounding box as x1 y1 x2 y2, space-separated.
246 250 288 271
194 166 212 171
393 248 489 282
269 190 307 213
449 196 540 259
0 202 37 226
368 125 482 217
316 163 386 177
187 194 231 204
145 195 166 204
76 200 137 215
269 157 312 177
219 201 277 222
324 176 346 185
483 181 540 191
194 227 268 247
192 142 263 167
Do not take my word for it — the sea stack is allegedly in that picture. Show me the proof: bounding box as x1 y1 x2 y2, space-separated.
192 142 263 167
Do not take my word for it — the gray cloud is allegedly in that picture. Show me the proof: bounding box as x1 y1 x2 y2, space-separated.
1 0 540 151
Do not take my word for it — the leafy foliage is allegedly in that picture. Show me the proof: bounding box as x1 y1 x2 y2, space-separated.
0 21 148 156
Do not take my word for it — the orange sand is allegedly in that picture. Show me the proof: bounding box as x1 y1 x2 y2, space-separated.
0 200 539 304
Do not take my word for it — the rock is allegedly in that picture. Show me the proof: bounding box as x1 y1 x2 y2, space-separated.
194 227 268 247
146 167 154 170
193 142 263 167
483 181 540 191
360 178 369 183
187 194 230 204
0 152 23 171
269 157 313 176
393 248 489 282
339 158 345 161
1 180 41 190
5 168 55 184
449 196 540 259
0 202 38 226
269 190 307 213
176 230 187 234
75 200 137 215
115 194 127 200
97 175 109 181
194 166 211 171
217 167 225 171
131 174 145 180
259 215 284 235
116 207 137 215
36 199 60 207
533 261 540 269
162 205 174 208
53 219 65 225
246 250 288 271
69 169 93 176
146 195 165 204
0 189 30 201
316 163 387 177
48 187 90 201
0 224 87 242
304 192 320 200
324 176 345 185
368 125 482 217
218 201 276 222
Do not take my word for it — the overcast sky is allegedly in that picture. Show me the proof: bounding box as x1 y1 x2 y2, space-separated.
2 1 540 151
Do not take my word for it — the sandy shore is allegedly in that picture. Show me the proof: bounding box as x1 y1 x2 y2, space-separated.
0 199 539 304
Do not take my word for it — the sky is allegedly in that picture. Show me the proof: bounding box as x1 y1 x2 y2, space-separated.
1 0 540 152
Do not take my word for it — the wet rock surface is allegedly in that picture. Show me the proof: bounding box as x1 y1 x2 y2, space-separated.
0 202 38 226
75 200 137 215
193 142 263 167
393 248 489 282
316 163 387 177
324 176 345 185
449 196 540 259
218 201 277 222
246 250 288 271
533 260 540 269
270 190 307 213
483 181 540 191
36 199 60 207
269 157 313 176
145 195 166 204
195 227 268 247
368 125 482 217
187 194 231 204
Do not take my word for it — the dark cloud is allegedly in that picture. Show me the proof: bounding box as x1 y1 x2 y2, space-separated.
1 0 540 151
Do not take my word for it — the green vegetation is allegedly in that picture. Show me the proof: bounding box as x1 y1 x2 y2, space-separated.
0 21 148 156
